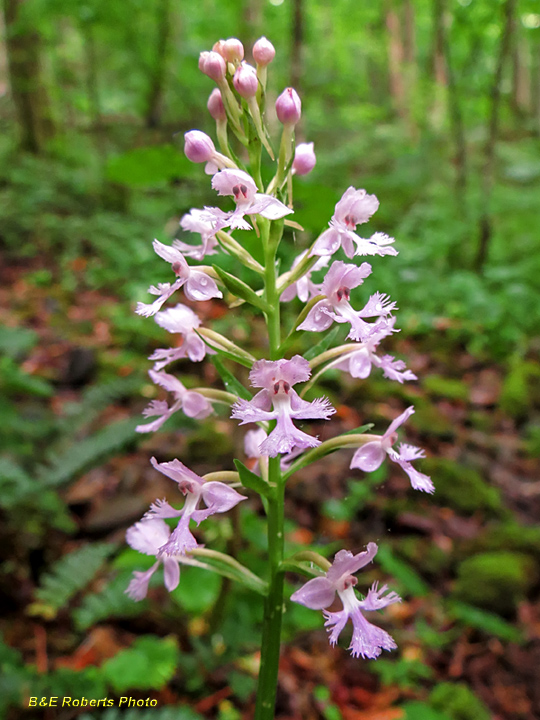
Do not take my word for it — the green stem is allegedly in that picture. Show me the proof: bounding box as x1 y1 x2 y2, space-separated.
254 456 285 720
254 218 286 720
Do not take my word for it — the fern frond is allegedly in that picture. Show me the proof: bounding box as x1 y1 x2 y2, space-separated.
30 543 116 618
39 418 139 488
73 573 146 631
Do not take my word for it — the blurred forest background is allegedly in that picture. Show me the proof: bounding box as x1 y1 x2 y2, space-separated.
1 0 540 718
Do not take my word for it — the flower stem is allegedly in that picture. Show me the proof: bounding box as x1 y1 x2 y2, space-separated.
254 218 286 720
254 456 285 720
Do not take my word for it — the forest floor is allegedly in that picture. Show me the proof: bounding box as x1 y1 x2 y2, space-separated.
1 240 540 720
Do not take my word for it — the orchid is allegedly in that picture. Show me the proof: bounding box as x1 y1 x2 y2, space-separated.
174 209 220 261
144 457 246 557
206 169 292 231
311 187 397 259
291 544 401 658
231 356 335 457
136 369 213 433
298 260 397 342
136 240 222 318
125 519 183 601
350 406 434 493
149 304 213 371
126 36 436 720
334 318 417 383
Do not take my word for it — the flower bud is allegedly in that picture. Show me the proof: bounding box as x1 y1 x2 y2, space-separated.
212 40 227 58
233 62 259 99
184 130 215 164
223 37 244 64
275 87 301 125
199 51 226 82
253 37 275 66
293 142 316 175
207 88 226 122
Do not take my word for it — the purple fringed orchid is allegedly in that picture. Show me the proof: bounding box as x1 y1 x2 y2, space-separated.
231 356 335 457
136 369 213 433
150 304 213 371
335 319 417 384
351 406 434 493
291 544 401 659
146 456 246 557
281 250 329 303
125 518 183 601
207 169 292 231
297 261 396 342
174 209 219 261
136 240 222 318
311 187 397 259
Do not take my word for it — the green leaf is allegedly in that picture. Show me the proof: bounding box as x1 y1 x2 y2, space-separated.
80 708 203 720
31 543 117 618
171 566 221 613
187 549 268 596
303 326 346 361
376 545 430 597
195 330 254 369
210 356 252 401
106 145 193 187
213 265 269 311
101 635 179 693
0 326 38 358
340 423 374 436
234 459 273 498
446 600 524 643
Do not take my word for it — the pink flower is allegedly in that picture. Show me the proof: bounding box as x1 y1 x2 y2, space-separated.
175 209 219 261
184 130 233 175
334 319 417 384
145 456 246 557
231 356 335 457
149 304 213 371
281 250 329 303
233 62 259 98
292 142 316 176
206 169 292 231
252 37 275 66
136 240 222 317
291 544 401 659
199 51 226 82
136 369 213 433
207 88 226 122
350 406 434 493
125 518 183 600
275 88 301 125
297 261 396 342
222 37 244 64
311 187 397 259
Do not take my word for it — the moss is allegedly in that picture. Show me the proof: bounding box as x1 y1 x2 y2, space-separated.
421 457 503 515
452 551 538 614
410 402 455 437
499 359 540 418
465 521 540 560
430 682 490 720
424 375 469 402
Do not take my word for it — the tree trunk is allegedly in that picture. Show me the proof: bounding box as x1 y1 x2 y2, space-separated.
3 0 55 153
431 0 447 86
144 0 171 129
474 0 517 272
510 16 530 118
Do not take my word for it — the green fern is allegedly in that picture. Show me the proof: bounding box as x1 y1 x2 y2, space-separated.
31 543 117 618
73 572 147 630
39 417 139 488
100 635 179 693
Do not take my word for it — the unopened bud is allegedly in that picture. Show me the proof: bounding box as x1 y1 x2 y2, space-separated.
293 142 316 175
233 63 259 99
199 51 226 83
223 37 244 64
276 87 301 125
253 37 275 67
207 89 226 122
184 130 215 163
212 40 227 58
